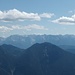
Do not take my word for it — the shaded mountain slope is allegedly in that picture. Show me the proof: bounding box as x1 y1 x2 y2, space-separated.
0 42 75 75
0 44 24 75
15 42 75 75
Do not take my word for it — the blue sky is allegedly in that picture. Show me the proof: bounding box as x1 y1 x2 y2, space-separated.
0 0 75 37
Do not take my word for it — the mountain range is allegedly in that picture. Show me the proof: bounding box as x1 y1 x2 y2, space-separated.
0 42 75 75
0 34 75 49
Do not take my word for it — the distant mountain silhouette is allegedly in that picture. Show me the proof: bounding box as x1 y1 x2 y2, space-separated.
60 45 75 54
1 35 75 49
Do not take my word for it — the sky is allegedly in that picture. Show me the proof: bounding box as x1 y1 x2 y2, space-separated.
0 0 75 37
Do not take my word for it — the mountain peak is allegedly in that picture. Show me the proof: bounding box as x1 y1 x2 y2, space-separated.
17 42 75 75
30 42 54 48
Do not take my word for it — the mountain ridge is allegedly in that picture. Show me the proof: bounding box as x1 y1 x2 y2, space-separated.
1 34 75 49
0 42 75 75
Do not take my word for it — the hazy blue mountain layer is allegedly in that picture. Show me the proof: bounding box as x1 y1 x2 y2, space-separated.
0 35 75 49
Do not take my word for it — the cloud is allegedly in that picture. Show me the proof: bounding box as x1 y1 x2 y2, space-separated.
68 11 73 13
0 26 13 32
68 10 75 14
0 9 54 22
11 24 48 30
0 9 41 22
0 24 48 32
40 13 54 18
52 15 75 25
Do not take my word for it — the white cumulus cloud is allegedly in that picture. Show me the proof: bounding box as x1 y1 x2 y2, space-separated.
0 9 41 22
0 9 54 22
40 13 54 18
52 15 75 25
